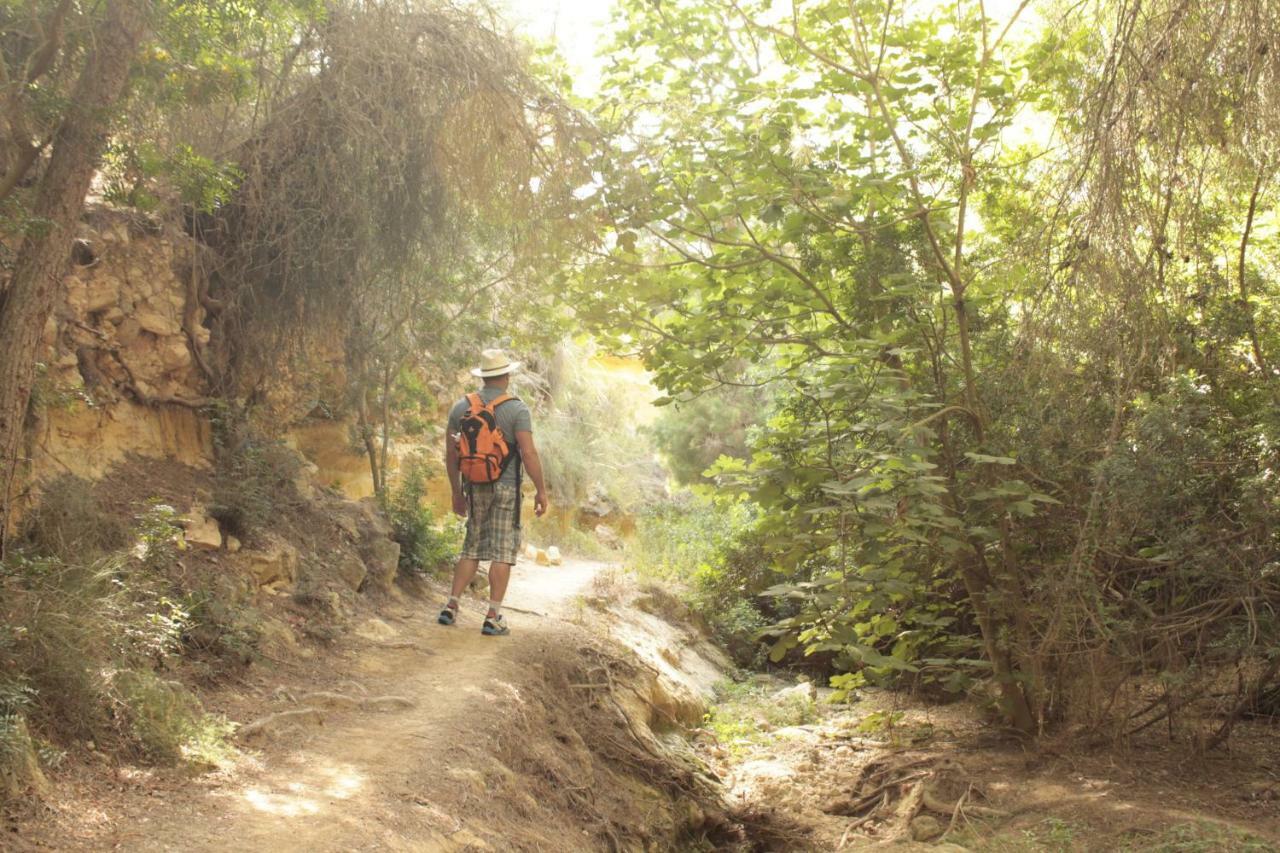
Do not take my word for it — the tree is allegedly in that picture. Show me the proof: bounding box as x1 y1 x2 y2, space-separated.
0 0 152 553
578 0 1280 739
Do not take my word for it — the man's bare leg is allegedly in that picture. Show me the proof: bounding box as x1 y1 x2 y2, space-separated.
448 557 482 601
487 561 512 613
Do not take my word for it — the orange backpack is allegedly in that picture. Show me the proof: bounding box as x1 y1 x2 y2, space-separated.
456 393 517 484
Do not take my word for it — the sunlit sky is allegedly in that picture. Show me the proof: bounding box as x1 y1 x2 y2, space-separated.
502 0 1041 98
499 0 616 96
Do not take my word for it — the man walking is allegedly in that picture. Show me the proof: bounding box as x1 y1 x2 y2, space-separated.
439 349 548 635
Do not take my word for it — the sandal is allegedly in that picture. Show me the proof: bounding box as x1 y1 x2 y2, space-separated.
481 614 510 636
437 605 458 626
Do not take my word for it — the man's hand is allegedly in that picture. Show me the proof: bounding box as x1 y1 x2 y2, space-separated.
452 489 468 518
534 489 548 518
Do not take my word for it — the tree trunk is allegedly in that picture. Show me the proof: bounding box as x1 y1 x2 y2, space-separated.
0 0 152 550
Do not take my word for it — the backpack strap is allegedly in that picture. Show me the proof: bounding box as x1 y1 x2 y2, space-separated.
487 393 515 412
465 392 484 415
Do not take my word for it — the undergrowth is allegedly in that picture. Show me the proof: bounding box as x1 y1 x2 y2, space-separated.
1 497 241 798
383 453 464 576
625 492 772 667
210 406 302 540
704 678 818 759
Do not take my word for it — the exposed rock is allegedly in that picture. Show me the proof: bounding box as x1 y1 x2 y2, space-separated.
535 548 551 566
334 513 360 539
335 551 368 591
522 542 538 562
134 305 181 337
360 537 400 594
180 508 222 550
226 535 242 553
594 523 621 550
582 484 616 518
258 617 304 658
157 337 191 372
237 707 324 743
242 537 300 589
0 716 50 801
772 681 817 703
355 497 392 537
547 546 563 566
293 460 321 500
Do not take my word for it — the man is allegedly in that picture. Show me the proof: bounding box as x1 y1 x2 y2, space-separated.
439 349 548 636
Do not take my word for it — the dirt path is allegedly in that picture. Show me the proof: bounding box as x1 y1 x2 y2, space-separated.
54 558 611 852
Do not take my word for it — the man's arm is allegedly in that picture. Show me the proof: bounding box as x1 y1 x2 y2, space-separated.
514 430 548 517
445 427 466 517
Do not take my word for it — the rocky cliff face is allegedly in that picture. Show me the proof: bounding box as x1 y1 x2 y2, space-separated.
17 206 373 521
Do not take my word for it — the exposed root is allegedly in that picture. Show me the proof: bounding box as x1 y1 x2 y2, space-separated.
823 754 1007 842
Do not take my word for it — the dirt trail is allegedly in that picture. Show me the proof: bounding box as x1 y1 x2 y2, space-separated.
57 558 627 852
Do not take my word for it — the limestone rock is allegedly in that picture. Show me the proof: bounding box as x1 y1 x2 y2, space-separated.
293 460 320 501
85 277 119 313
242 537 300 589
157 337 191 372
772 681 816 703
355 497 393 537
0 716 50 801
226 536 242 553
522 543 538 561
594 523 621 550
116 317 141 346
134 304 180 337
535 548 551 566
258 617 302 657
582 484 616 518
333 511 360 539
547 546 563 566
335 551 367 591
360 537 400 594
180 508 222 550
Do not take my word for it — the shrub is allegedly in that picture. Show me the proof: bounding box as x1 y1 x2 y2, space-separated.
626 491 775 665
18 476 128 563
383 453 464 575
112 669 203 764
210 408 301 539
1 504 201 772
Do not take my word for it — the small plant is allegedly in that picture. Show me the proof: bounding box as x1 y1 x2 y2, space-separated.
18 476 128 562
113 669 203 764
383 453 464 575
702 678 819 758
210 407 301 539
180 714 238 770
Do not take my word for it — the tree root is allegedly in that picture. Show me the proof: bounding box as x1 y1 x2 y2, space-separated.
825 754 1007 842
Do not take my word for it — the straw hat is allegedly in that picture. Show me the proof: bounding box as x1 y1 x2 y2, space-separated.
470 348 522 378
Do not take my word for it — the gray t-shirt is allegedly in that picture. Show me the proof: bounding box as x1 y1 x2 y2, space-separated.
447 386 533 486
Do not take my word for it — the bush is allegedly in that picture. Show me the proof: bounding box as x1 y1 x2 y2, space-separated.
626 492 774 665
210 409 301 539
18 476 128 563
651 384 765 485
113 669 203 764
0 504 202 772
383 453 464 575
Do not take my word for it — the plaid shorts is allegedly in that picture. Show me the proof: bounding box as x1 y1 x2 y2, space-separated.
461 482 521 564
